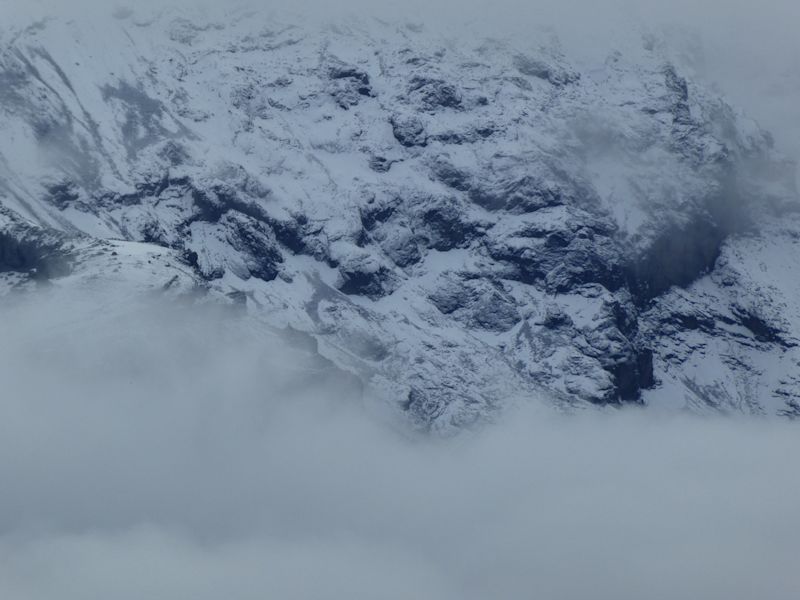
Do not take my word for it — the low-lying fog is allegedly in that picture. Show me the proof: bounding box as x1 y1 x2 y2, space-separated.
0 291 797 599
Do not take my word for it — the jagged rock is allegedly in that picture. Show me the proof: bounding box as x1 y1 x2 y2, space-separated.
411 196 480 251
219 211 284 281
429 276 520 332
513 54 579 86
390 114 427 147
327 62 374 109
368 156 393 172
463 156 582 213
337 254 397 299
0 10 797 429
0 212 72 279
45 181 81 209
407 76 462 110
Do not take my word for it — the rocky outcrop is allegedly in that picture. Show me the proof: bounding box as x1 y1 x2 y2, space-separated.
0 208 72 280
0 10 797 429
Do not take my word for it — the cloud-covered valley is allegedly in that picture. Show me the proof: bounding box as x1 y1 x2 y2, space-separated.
0 292 798 599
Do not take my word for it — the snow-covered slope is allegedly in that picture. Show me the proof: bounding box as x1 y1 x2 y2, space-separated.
1 6 797 429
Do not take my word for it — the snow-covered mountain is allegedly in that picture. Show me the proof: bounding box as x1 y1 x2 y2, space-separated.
1 5 797 430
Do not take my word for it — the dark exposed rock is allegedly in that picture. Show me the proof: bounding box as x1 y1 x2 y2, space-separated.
610 347 654 402
328 64 370 86
430 123 497 145
732 306 793 347
46 180 80 209
337 255 397 299
663 64 691 126
429 276 520 332
574 299 655 403
407 76 462 110
140 219 169 246
360 196 400 230
513 55 579 86
231 83 271 118
663 311 718 333
181 249 199 268
327 62 373 108
221 211 284 281
377 227 422 268
157 140 190 166
539 305 573 329
0 221 71 279
469 176 568 213
414 197 479 251
89 172 309 281
98 173 191 209
431 131 472 145
402 387 446 425
431 158 472 192
270 216 314 256
453 156 584 213
486 222 623 291
778 399 800 419
543 237 625 293
390 114 427 147
368 155 394 173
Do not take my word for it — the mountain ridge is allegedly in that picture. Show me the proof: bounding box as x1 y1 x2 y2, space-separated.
1 7 797 430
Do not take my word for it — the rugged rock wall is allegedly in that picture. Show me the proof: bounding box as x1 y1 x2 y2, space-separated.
0 8 797 429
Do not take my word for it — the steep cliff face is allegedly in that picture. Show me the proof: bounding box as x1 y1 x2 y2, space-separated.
0 7 796 429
